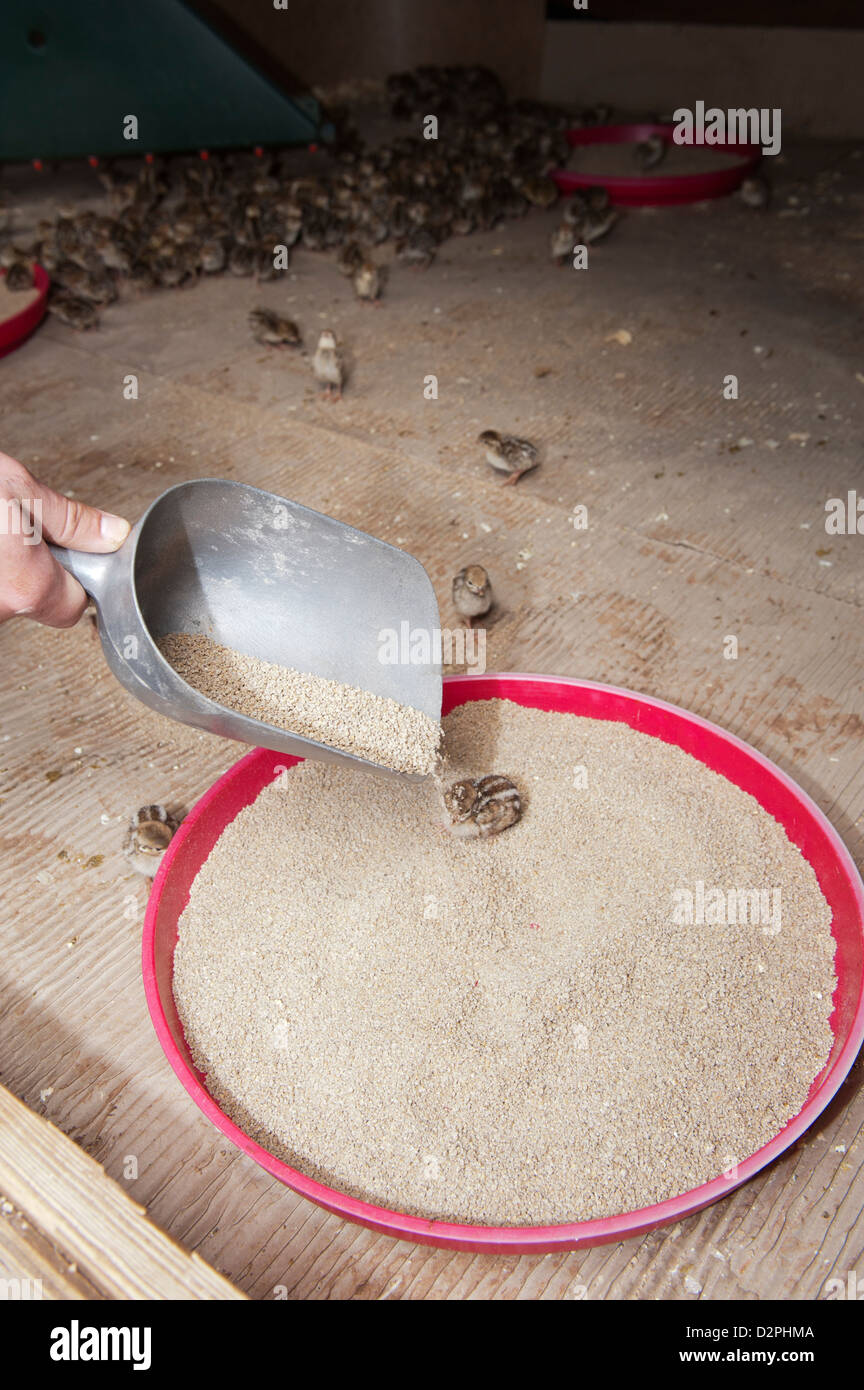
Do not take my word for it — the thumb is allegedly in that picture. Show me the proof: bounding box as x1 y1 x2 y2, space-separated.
27 477 130 552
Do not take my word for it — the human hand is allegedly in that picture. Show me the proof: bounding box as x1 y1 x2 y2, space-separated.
0 452 130 627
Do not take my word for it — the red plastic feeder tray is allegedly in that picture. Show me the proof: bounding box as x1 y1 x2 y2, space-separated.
0 264 50 358
552 122 762 207
143 673 864 1254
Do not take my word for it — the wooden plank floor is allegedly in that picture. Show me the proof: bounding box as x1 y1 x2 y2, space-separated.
1 141 862 1299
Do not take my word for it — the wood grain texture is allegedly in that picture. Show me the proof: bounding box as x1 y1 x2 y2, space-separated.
0 1202 103 1300
0 140 862 1299
0 1086 245 1299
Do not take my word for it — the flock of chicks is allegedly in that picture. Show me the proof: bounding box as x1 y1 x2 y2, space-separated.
7 64 770 855
0 60 769 391
0 63 582 336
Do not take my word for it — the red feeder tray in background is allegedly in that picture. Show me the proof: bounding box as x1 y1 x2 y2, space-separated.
143 673 864 1254
552 122 762 207
0 264 50 359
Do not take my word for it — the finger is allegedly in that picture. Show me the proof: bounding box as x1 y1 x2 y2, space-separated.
28 479 130 552
0 530 89 628
0 456 130 553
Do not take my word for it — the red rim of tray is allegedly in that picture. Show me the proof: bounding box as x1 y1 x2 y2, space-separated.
551 123 762 206
0 264 49 358
143 673 864 1254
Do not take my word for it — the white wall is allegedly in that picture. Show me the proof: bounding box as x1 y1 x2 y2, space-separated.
541 21 864 138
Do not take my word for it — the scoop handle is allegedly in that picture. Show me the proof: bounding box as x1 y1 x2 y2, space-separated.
48 544 116 605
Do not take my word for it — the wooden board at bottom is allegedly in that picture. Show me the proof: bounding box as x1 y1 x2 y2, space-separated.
0 1085 245 1300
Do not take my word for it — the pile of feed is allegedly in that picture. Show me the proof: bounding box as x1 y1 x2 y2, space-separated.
173 698 836 1226
564 144 745 178
159 631 440 777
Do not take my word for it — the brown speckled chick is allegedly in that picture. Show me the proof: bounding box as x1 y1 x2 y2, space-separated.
47 294 99 331
313 329 344 398
452 564 493 628
442 775 522 839
124 804 180 878
353 257 384 304
739 175 770 210
478 429 539 485
249 306 302 347
550 221 576 266
634 134 666 171
4 258 35 291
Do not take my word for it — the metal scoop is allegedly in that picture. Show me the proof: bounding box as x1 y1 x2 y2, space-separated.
50 479 442 779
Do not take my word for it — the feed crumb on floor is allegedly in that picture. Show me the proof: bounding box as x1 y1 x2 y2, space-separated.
173 697 835 1227
159 631 441 777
